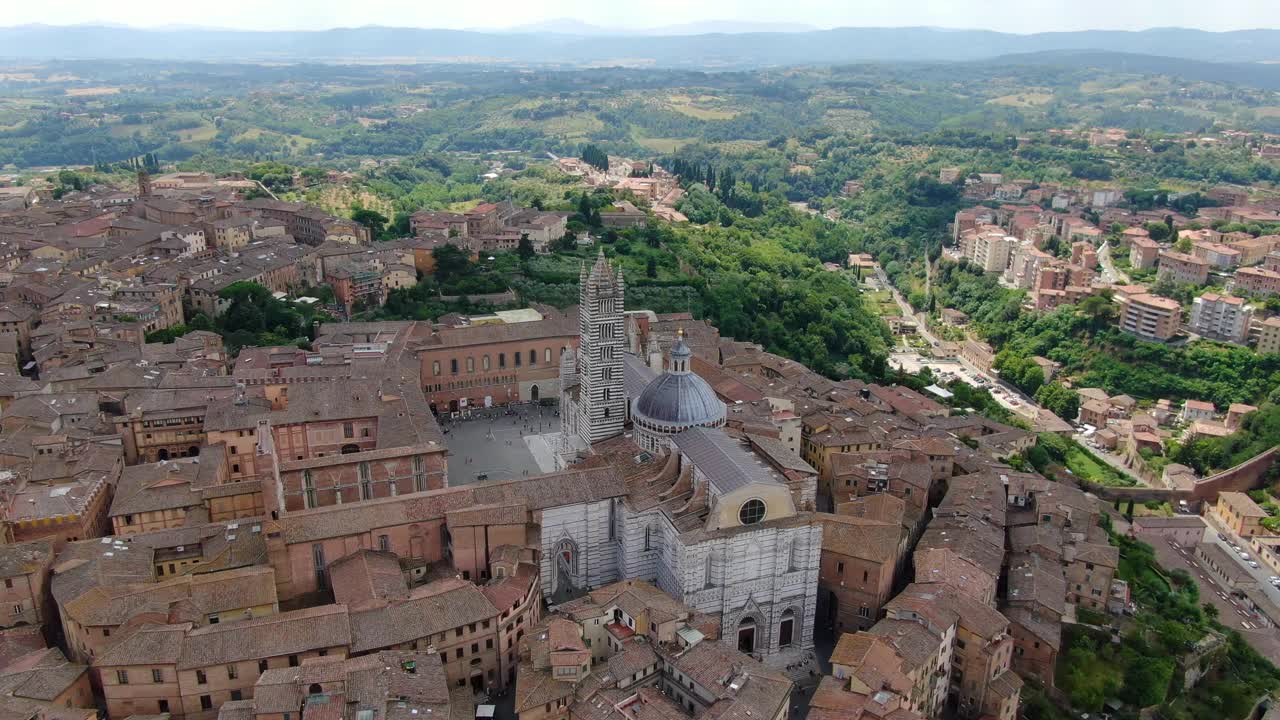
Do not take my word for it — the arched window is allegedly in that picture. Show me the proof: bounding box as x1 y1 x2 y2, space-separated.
482 355 490 371
432 361 441 376
779 609 795 648
704 553 716 588
466 357 475 373
738 499 766 525
545 347 552 363
644 526 652 551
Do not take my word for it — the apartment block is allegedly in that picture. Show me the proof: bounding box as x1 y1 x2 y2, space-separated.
1128 235 1160 270
1117 293 1181 342
1156 250 1210 285
1235 266 1280 298
1189 292 1253 343
1256 316 1280 354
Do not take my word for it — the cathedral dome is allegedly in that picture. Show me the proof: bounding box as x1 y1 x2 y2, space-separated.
632 335 726 431
633 372 726 427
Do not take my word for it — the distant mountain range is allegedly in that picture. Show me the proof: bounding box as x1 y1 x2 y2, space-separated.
498 19 823 36
0 24 1278 67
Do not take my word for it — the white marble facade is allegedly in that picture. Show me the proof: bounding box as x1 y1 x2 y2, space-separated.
552 250 820 664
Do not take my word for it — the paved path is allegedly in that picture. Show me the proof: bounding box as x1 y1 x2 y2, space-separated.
1097 240 1130 285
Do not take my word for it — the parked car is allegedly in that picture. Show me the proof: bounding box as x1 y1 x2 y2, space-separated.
1250 561 1261 569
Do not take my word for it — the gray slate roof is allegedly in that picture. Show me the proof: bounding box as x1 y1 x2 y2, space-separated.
672 427 784 496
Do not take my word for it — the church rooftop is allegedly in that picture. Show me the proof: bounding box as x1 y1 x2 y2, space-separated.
672 426 785 495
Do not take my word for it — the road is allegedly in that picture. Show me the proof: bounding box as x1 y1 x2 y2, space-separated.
1097 240 1129 285
1202 512 1280 610
1151 529 1280 662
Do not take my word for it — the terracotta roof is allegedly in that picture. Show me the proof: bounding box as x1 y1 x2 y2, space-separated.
817 514 903 563
0 541 53 579
348 579 496 653
178 605 351 669
328 550 408 606
94 623 188 667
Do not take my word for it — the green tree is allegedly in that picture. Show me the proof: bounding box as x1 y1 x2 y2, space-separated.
432 245 473 282
351 207 388 239
517 234 535 261
1036 382 1080 420
580 144 608 171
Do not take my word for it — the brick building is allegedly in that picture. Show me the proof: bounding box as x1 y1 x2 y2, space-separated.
415 316 578 412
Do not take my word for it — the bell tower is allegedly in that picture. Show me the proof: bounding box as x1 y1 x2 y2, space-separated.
576 250 626 445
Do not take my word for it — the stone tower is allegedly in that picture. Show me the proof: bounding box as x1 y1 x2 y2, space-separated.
576 250 626 445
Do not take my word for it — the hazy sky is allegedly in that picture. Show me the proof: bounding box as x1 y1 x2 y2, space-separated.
6 0 1276 33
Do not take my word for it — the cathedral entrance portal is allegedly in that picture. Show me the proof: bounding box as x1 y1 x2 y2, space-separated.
737 617 756 655
553 538 581 602
530 385 540 402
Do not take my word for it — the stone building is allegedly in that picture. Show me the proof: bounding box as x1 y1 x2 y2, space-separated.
556 254 821 666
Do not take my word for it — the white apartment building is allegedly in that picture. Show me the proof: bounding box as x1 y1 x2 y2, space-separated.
1190 293 1253 344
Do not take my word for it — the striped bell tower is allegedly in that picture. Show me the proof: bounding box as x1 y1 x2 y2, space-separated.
576 250 626 445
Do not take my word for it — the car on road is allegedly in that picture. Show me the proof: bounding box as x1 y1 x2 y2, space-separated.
1232 544 1242 552
1240 552 1251 561
1219 533 1228 541
1269 576 1279 584
1250 561 1261 569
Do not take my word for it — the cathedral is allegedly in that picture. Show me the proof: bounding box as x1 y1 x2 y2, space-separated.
556 251 820 667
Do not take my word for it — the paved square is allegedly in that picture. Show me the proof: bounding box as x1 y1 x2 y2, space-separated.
441 406 561 485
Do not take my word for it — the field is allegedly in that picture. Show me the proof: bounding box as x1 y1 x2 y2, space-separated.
307 185 395 218
667 94 739 120
863 288 901 317
987 92 1054 107
64 86 119 96
633 135 694 153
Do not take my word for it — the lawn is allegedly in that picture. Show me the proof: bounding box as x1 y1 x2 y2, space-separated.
1062 442 1135 486
1037 433 1137 487
863 289 901 317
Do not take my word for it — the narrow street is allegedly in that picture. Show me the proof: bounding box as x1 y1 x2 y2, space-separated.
1097 240 1129 285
